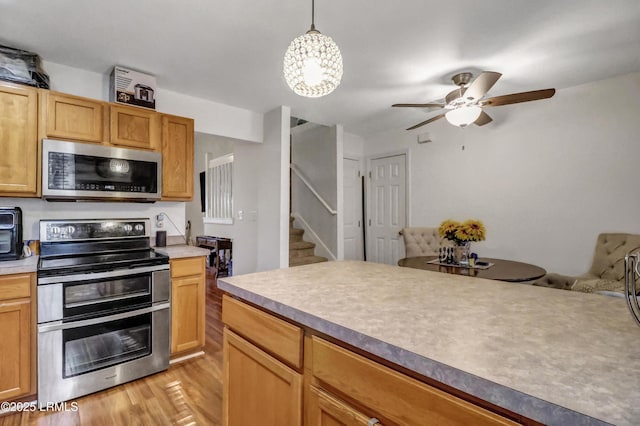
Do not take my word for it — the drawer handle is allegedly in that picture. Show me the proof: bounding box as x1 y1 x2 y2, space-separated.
368 418 381 426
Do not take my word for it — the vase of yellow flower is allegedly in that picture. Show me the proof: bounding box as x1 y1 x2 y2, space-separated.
438 219 486 265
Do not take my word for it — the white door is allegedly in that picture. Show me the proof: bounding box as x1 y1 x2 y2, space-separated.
367 154 406 265
343 157 363 260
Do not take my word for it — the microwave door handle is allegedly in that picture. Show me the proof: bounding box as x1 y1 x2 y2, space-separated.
37 302 169 333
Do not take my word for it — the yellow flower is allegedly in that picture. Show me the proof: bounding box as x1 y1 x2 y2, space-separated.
438 219 460 239
462 219 486 242
438 219 486 244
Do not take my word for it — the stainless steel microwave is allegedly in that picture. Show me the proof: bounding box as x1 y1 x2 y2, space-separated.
42 139 162 202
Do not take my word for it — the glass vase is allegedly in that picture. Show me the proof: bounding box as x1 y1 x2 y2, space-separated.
455 242 471 266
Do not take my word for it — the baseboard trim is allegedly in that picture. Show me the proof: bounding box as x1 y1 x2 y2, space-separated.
169 350 205 364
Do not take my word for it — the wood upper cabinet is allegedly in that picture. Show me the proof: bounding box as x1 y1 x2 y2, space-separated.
161 114 194 200
40 91 107 143
170 256 206 355
40 92 162 151
0 273 35 401
110 104 160 150
0 82 38 196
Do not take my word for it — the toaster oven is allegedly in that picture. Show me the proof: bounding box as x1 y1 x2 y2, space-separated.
0 207 22 261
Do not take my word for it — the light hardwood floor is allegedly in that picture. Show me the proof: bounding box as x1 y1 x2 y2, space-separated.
1 274 224 426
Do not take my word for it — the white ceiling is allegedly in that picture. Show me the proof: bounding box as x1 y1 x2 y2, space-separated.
1 0 640 137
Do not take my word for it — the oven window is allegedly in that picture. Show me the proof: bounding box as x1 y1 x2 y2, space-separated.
0 231 11 254
0 213 15 227
63 274 151 319
63 313 151 378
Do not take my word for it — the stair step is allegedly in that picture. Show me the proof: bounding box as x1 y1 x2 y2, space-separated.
289 255 329 267
289 227 304 242
290 241 315 250
290 227 304 235
289 247 316 259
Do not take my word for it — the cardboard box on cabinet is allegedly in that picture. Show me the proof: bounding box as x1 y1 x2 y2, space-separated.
110 65 156 109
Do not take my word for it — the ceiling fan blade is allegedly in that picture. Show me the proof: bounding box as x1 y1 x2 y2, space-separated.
474 110 493 126
482 89 556 107
406 114 445 130
392 103 444 108
463 71 502 102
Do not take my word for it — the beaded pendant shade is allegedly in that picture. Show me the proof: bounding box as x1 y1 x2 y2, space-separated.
283 0 343 98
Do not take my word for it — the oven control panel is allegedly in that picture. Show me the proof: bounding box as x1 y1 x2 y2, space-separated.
40 219 150 242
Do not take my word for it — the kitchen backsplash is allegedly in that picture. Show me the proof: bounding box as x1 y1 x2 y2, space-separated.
2 198 186 240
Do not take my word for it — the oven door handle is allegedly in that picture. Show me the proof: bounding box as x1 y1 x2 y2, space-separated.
38 302 170 333
38 264 170 285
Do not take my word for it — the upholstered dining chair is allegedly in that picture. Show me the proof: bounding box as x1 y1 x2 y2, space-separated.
533 233 640 294
400 227 451 258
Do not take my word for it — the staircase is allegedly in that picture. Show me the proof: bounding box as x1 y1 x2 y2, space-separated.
289 217 328 267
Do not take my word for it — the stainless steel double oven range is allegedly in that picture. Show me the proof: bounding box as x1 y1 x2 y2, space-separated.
36 218 170 404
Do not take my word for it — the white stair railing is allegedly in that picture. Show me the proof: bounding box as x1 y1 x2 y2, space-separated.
290 164 337 215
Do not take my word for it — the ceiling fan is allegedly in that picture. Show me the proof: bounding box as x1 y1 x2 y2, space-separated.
392 71 555 130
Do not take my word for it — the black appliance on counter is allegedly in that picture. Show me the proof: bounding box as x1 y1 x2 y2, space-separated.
36 218 170 404
0 207 22 261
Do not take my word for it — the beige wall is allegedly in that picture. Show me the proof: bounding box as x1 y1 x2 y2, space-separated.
363 72 640 276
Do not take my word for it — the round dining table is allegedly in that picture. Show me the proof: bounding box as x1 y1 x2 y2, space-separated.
397 256 547 283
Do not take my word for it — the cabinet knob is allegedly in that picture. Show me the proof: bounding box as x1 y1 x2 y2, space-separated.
368 418 381 426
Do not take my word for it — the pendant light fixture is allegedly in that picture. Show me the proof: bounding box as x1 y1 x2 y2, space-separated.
283 0 343 98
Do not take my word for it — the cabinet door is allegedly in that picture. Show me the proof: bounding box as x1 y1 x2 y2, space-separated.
42 91 106 143
312 337 518 426
161 114 194 200
110 104 160 150
307 386 379 426
0 299 30 400
223 329 302 426
170 257 205 354
0 83 38 195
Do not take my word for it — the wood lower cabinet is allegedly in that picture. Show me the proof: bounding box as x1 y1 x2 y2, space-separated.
110 104 160 150
0 82 38 196
311 337 519 426
170 256 206 355
222 297 521 426
224 329 303 426
0 273 35 400
161 114 194 200
40 90 107 143
222 295 303 426
308 386 378 426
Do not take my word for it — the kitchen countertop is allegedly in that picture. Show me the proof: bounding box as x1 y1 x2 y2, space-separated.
218 260 640 426
153 244 210 259
0 256 38 275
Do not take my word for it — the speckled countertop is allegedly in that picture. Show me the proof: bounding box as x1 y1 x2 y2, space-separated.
0 256 38 275
153 244 210 259
218 260 640 426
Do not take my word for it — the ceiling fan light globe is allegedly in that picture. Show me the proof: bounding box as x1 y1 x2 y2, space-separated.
445 105 482 127
283 31 343 98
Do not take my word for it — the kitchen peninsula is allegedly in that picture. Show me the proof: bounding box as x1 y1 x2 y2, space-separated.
218 260 640 426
